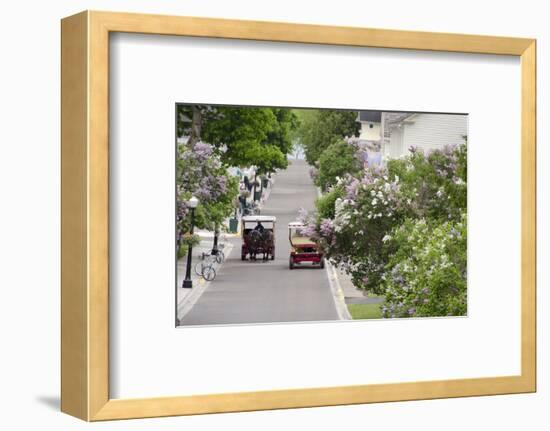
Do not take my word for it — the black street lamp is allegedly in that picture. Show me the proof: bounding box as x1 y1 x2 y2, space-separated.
182 196 199 289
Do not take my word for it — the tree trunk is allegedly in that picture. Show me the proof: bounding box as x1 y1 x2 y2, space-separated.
187 106 202 147
211 225 219 254
260 176 264 197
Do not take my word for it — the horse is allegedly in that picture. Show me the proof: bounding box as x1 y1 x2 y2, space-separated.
245 229 274 261
246 229 263 261
260 230 274 261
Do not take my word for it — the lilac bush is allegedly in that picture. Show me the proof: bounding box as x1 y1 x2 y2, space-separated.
309 164 405 294
381 214 467 317
387 143 467 222
176 141 239 252
303 142 467 313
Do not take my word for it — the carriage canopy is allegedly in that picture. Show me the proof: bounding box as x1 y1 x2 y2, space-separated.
241 215 276 232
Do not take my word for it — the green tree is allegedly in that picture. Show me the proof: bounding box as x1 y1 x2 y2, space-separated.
265 108 300 157
295 109 360 165
176 105 298 243
317 139 363 191
177 105 296 171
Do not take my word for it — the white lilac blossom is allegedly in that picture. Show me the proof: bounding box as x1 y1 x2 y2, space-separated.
381 214 467 318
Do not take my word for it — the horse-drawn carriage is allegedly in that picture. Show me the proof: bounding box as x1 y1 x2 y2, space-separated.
241 215 276 261
288 222 325 269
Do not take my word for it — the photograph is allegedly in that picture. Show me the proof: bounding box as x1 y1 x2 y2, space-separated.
176 105 468 326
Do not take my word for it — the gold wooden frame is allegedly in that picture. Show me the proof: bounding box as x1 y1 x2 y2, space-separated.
61 10 536 421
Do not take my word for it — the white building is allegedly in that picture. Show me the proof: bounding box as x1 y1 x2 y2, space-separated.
358 111 382 144
383 112 468 159
355 111 383 166
356 111 468 162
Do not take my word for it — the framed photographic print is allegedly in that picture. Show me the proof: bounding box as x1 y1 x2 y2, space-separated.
61 10 536 421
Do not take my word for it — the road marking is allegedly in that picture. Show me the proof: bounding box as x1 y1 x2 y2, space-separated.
325 260 352 320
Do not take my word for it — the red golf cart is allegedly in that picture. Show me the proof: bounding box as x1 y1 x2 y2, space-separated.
288 221 325 269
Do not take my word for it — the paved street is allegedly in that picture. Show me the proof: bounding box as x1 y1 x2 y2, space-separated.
178 159 340 325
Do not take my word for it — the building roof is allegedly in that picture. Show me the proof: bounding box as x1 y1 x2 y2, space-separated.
382 112 414 140
358 110 382 123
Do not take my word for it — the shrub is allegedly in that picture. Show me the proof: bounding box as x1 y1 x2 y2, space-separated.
386 143 466 223
381 215 467 318
315 186 343 220
316 139 363 191
307 142 467 305
309 167 404 294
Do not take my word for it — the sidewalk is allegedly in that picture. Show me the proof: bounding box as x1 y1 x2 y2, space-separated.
176 233 235 324
336 268 384 305
176 174 277 324
176 234 215 303
315 185 383 313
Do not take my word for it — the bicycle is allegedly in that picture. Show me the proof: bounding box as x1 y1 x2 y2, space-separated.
212 242 225 264
194 252 217 281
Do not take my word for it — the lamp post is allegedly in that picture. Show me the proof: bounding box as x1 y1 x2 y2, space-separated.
182 196 199 289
